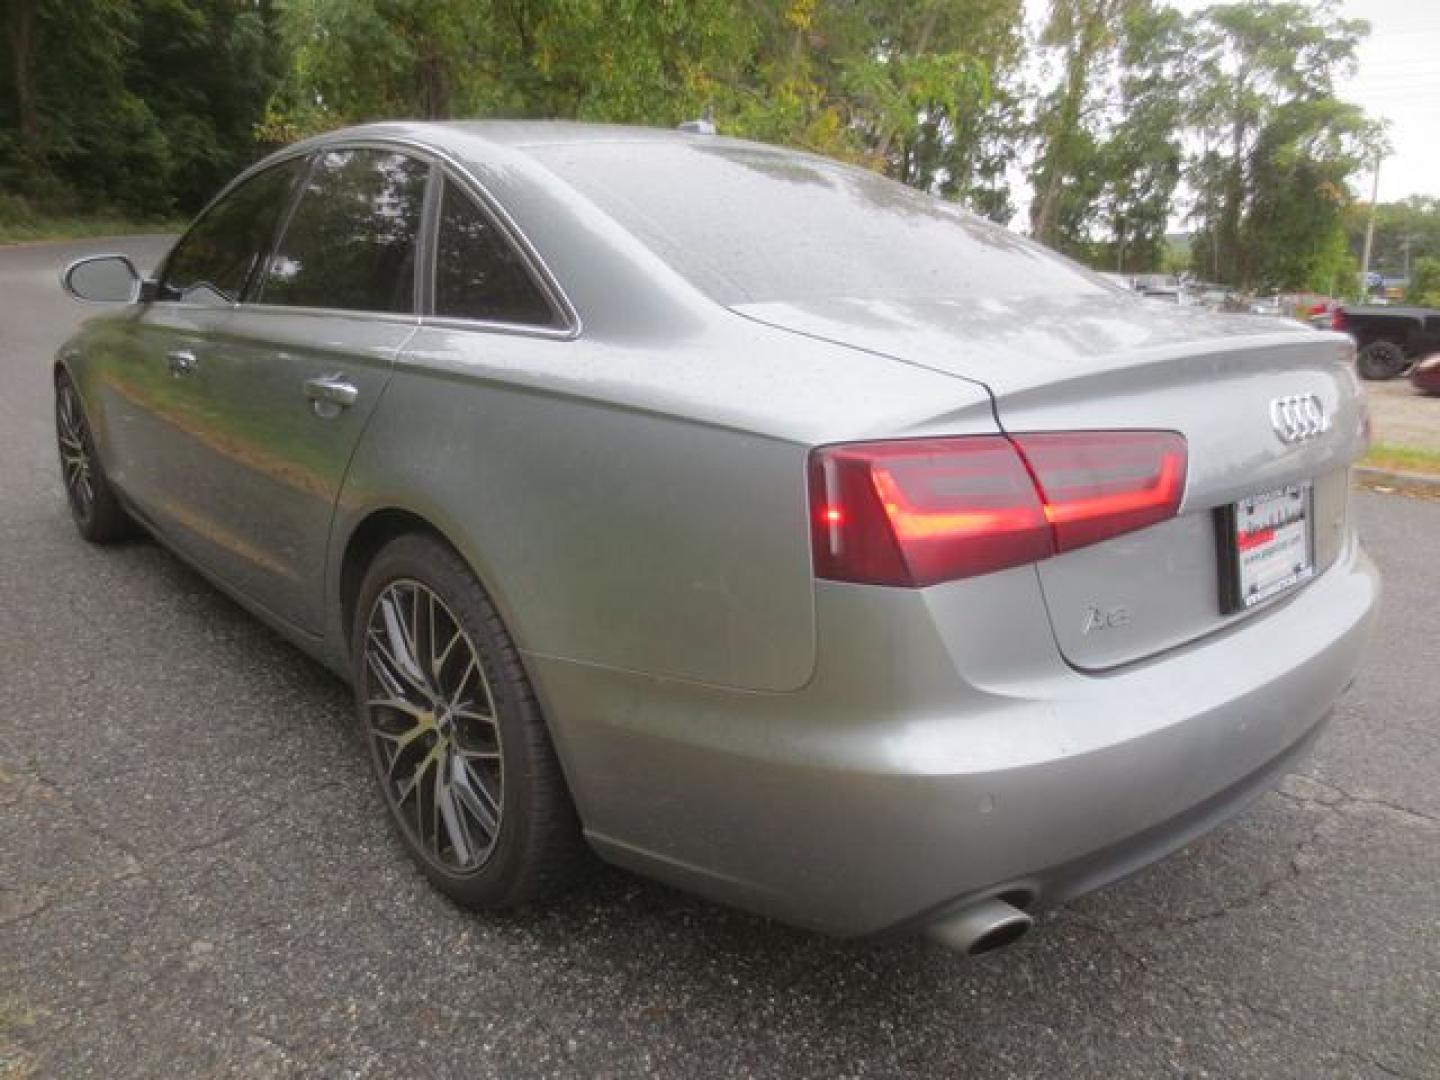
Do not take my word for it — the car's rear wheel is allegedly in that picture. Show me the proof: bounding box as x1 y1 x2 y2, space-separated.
55 373 133 543
351 533 588 908
1357 340 1408 380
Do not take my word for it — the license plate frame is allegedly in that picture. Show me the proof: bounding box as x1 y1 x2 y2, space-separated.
1215 482 1315 614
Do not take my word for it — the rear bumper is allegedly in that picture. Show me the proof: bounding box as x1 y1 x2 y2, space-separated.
531 534 1379 936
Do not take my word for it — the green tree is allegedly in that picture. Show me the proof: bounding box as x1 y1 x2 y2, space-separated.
1344 196 1440 284
1408 256 1440 308
1185 1 1379 291
2 0 279 214
1091 3 1188 272
854 0 1027 221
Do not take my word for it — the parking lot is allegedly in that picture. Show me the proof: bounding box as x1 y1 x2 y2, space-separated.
1366 377 1440 454
1 238 1437 1079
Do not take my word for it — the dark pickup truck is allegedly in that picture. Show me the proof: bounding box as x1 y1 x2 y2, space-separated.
1335 305 1440 379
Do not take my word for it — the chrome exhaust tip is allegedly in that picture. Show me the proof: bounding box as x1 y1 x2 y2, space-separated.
925 897 1033 956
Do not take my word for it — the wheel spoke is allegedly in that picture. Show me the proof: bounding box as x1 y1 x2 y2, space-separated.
451 703 495 725
395 740 443 805
451 755 500 839
371 713 434 762
365 639 418 703
379 593 428 692
432 622 462 682
367 627 430 700
365 695 429 721
436 757 477 865
446 656 493 714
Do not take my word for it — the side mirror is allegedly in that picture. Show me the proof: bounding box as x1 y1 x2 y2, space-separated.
61 254 145 304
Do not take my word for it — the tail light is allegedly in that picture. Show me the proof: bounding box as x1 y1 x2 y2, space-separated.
1331 307 1347 332
809 431 1187 587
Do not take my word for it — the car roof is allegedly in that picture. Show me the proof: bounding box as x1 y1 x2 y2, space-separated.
281 120 864 195
436 119 727 147
289 119 785 161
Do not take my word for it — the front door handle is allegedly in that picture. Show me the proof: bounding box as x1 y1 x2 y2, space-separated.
303 374 359 413
166 349 198 377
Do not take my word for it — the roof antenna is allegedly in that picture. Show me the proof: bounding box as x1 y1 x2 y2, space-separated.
678 105 716 136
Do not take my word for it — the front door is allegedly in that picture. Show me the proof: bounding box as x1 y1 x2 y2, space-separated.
97 158 306 534
172 147 430 633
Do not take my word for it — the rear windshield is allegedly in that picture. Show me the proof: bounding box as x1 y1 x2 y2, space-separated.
528 141 1106 306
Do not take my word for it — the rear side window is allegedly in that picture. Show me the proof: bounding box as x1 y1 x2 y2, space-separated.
261 149 429 314
433 177 557 326
160 159 304 305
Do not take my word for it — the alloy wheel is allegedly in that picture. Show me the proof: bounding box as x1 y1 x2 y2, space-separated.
361 579 504 873
56 382 95 522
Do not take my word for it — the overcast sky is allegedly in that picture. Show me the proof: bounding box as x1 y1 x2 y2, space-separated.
1327 0 1439 201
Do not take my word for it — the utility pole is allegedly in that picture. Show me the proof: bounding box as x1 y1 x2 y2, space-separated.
1359 152 1381 300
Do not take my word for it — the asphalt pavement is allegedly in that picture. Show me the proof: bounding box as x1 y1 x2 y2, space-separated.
1 238 1437 1079
1366 378 1440 454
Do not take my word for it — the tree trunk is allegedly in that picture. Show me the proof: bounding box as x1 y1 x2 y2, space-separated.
1030 40 1089 245
1220 75 1248 287
6 0 40 154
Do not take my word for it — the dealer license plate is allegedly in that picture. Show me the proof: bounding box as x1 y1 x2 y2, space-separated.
1231 483 1314 609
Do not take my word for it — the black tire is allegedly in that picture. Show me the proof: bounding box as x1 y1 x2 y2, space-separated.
55 372 135 543
1357 340 1409 381
350 532 589 908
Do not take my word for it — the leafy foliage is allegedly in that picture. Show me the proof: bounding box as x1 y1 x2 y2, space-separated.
1408 257 1440 309
1344 196 1440 286
1182 1 1382 291
2 0 279 214
0 0 1391 293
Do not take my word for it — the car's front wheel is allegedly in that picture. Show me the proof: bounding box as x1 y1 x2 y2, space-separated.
55 372 134 543
351 532 588 908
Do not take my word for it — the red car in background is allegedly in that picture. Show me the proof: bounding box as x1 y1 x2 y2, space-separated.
1411 354 1440 395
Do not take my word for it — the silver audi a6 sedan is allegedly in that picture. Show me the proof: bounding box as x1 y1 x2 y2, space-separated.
56 122 1378 955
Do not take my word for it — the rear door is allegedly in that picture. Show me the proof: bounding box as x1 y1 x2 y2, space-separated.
170 146 429 633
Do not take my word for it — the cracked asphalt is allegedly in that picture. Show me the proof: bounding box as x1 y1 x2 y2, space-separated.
2 238 1437 1079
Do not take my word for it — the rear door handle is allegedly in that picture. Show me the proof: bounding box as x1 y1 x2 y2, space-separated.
166 349 198 377
303 374 359 409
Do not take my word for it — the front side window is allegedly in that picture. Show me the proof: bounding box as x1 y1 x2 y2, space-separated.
261 149 429 314
160 159 304 306
433 177 557 327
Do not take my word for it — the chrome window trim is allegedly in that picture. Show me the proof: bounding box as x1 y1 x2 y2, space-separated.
420 314 579 342
216 302 422 328
152 133 582 340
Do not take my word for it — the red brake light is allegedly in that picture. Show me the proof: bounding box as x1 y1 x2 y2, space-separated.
1331 307 1347 332
808 431 1187 587
1011 431 1187 553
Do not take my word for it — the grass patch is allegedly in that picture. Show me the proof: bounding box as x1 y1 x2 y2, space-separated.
1362 442 1440 476
0 193 180 245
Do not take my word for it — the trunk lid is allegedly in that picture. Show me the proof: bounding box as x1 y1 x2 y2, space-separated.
734 294 1367 669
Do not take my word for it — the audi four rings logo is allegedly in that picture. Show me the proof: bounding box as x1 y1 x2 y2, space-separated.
1269 394 1330 444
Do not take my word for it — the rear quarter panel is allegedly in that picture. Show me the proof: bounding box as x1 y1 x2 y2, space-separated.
332 318 995 691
